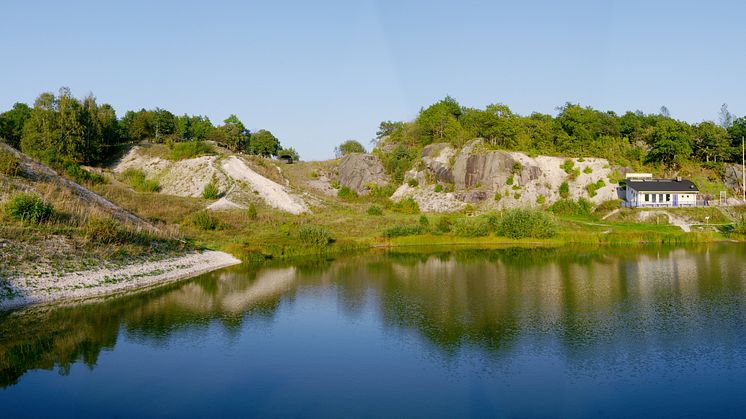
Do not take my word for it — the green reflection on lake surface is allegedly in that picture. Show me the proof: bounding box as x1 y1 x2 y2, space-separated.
1 245 746 417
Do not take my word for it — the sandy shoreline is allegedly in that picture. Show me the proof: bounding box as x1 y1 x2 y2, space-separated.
0 250 242 311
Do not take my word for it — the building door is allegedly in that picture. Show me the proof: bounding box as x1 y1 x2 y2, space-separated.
673 193 678 207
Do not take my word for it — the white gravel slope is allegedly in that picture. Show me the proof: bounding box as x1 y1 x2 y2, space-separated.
221 156 308 214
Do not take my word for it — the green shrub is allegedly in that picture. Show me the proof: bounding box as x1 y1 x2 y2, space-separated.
419 215 429 227
310 170 319 178
609 170 624 185
561 160 574 174
484 213 499 231
434 184 443 193
169 141 215 160
494 191 502 202
367 205 383 216
391 197 420 214
66 163 105 185
506 176 514 186
369 183 397 198
536 195 546 205
0 148 21 175
202 177 220 200
337 185 358 199
559 181 570 198
247 202 258 219
463 203 475 215
512 184 520 190
383 224 427 238
453 217 490 237
586 179 605 197
84 216 130 244
583 166 593 174
407 178 419 187
549 198 593 217
496 208 557 239
594 199 621 215
514 192 521 200
120 168 160 192
297 224 334 246
436 216 453 233
733 216 746 235
512 162 523 174
4 193 54 223
191 210 222 230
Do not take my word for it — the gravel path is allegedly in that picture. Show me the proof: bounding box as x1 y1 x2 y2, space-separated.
0 250 241 311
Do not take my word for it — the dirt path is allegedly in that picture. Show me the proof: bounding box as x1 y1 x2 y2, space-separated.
639 210 692 232
221 156 308 214
0 250 241 311
601 209 620 220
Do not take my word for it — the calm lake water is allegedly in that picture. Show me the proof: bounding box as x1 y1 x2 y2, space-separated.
2 245 746 418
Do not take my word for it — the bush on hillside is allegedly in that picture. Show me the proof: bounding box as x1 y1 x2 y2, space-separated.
168 141 215 160
4 193 54 223
191 210 222 230
453 217 490 237
297 224 334 246
435 216 453 233
202 177 220 199
559 181 570 198
391 197 420 214
496 208 557 239
247 202 258 220
367 205 383 216
0 148 21 176
84 216 138 244
732 216 746 235
65 163 105 185
586 179 605 197
549 198 593 217
120 168 160 192
368 183 397 198
594 199 621 215
383 224 428 238
337 186 358 199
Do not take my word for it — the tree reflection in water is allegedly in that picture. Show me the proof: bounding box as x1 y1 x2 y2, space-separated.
2 244 746 388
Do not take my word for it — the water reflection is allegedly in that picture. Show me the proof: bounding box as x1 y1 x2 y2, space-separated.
2 244 746 389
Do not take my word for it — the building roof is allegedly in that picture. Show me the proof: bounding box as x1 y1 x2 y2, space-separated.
626 179 699 192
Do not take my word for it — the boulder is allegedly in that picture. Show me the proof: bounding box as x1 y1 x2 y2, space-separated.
338 153 388 194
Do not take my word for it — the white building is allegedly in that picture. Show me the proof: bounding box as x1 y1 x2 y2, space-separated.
625 178 699 208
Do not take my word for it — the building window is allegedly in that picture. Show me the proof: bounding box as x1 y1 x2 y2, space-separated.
666 194 670 202
645 194 649 202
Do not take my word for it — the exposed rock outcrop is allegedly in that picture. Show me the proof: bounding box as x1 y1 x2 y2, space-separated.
113 146 309 214
337 153 388 194
725 164 744 196
392 139 619 211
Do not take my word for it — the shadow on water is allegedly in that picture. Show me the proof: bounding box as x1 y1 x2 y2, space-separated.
2 243 746 389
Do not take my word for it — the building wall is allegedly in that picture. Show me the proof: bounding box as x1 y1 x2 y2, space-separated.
627 188 698 207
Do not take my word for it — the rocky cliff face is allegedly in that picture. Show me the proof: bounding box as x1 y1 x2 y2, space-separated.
337 153 388 194
725 164 745 196
393 139 620 212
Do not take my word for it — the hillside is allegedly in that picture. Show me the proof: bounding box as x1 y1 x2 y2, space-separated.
0 144 239 308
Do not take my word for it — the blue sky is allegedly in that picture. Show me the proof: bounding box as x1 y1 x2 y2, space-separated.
1 0 744 160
